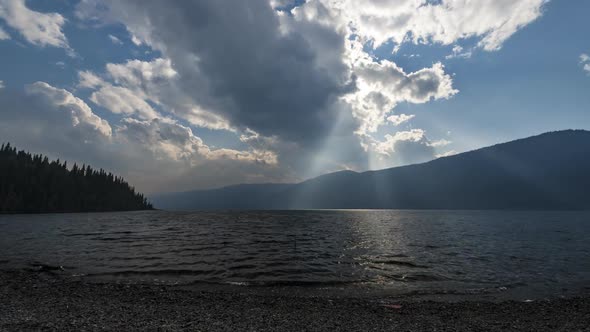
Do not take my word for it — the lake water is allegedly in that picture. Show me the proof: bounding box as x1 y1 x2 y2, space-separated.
1 210 589 299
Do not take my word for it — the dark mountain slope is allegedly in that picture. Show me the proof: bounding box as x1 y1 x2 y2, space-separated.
152 130 590 210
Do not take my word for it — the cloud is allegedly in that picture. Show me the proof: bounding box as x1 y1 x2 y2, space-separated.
25 82 112 137
0 80 4 89
371 129 436 167
580 53 590 74
0 82 112 169
105 58 177 86
300 0 548 51
387 114 415 126
368 129 456 168
115 117 284 191
446 45 472 59
429 139 452 148
346 48 457 140
76 0 354 146
79 63 163 121
64 0 546 186
0 82 287 192
182 106 235 132
117 117 277 165
78 71 104 89
270 0 297 10
436 150 457 158
0 26 9 40
108 34 122 45
79 58 235 131
90 85 160 120
0 0 70 50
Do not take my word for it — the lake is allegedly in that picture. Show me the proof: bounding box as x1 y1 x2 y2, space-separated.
1 210 589 299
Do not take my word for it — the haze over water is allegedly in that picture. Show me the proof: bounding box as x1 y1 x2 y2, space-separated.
1 210 589 299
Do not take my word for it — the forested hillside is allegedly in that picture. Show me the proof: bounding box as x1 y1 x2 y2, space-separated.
0 143 153 213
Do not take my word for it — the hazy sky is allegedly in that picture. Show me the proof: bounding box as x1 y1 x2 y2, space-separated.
0 0 588 193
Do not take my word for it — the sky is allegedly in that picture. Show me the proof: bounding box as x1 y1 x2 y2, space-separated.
0 0 589 194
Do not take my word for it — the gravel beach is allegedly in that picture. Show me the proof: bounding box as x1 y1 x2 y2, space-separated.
1 270 589 331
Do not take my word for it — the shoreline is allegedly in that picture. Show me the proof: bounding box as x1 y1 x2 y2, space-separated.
1 270 589 331
0 209 156 216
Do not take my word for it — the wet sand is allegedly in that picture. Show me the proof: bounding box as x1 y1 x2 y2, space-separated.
0 270 589 331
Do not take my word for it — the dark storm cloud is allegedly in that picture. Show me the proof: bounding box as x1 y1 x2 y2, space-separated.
80 0 354 146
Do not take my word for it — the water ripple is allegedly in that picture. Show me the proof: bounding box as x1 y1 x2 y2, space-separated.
0 210 589 297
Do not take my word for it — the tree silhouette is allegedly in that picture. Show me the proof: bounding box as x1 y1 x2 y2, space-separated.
0 143 153 213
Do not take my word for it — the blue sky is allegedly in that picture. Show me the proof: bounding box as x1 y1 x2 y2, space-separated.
0 0 588 192
375 0 590 152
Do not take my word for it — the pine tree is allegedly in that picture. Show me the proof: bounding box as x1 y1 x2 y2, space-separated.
0 143 153 213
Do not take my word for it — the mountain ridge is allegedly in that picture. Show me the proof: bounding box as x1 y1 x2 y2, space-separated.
152 130 590 210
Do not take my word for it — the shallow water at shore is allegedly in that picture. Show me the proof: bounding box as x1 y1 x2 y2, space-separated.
1 210 590 299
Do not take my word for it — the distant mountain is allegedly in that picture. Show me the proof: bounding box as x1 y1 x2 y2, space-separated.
152 130 590 210
0 143 153 213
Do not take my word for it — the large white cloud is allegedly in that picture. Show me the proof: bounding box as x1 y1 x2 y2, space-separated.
79 58 235 131
346 48 457 140
0 82 112 169
297 0 548 51
288 0 544 146
288 1 457 149
0 0 70 50
25 82 112 137
284 0 545 168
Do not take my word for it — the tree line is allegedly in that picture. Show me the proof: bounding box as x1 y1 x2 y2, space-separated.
0 143 153 213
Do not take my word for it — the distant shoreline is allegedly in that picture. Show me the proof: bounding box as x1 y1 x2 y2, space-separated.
4 208 590 215
0 208 156 216
1 270 589 331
